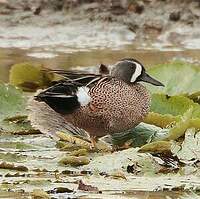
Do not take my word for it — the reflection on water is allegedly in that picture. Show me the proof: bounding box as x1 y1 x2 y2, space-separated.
1 46 200 82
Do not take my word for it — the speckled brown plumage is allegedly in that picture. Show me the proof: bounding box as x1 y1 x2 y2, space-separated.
64 78 150 137
35 58 164 141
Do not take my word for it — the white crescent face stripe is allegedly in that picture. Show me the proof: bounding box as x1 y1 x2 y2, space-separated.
130 61 142 83
76 86 91 106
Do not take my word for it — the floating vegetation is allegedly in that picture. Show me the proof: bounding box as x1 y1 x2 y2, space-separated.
59 156 90 166
146 62 200 95
0 61 200 198
139 141 172 153
70 149 88 156
0 162 28 172
31 189 50 199
9 62 54 92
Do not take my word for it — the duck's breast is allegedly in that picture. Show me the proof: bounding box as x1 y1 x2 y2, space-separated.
89 79 151 134
64 79 151 137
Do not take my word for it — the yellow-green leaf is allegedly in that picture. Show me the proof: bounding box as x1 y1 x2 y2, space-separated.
9 62 53 91
139 141 172 153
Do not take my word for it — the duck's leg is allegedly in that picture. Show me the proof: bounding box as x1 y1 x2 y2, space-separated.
89 136 112 152
90 136 97 149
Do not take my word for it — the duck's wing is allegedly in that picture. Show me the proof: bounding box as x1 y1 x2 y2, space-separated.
35 69 110 115
51 64 110 78
35 81 84 115
50 69 102 83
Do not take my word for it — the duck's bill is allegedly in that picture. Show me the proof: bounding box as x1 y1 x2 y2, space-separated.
140 72 164 87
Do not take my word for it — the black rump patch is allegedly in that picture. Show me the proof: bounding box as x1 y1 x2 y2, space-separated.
35 82 80 115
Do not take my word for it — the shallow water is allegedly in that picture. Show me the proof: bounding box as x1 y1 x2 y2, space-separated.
1 46 200 83
1 33 200 198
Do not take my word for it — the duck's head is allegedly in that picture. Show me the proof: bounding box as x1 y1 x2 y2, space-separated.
111 58 164 86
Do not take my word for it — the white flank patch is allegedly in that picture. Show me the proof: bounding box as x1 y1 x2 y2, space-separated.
130 61 142 82
76 87 91 106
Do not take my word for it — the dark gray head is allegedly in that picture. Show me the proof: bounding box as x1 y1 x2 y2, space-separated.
111 58 164 86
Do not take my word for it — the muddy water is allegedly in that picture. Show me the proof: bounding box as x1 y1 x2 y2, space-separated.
1 46 200 83
1 34 200 198
0 46 200 199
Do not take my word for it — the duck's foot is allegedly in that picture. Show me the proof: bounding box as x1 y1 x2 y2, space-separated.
90 136 97 150
90 136 112 152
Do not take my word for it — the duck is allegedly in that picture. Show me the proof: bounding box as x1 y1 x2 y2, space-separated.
35 58 164 145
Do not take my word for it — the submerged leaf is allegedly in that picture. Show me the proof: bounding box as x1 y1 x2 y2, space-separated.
83 148 162 175
0 141 36 150
0 152 27 162
147 62 200 95
9 62 53 91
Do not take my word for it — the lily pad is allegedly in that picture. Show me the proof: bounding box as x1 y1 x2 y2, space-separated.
59 156 90 166
171 128 200 163
0 83 27 118
164 108 193 141
151 94 200 118
144 112 179 128
0 162 28 172
186 91 200 104
9 62 54 91
0 83 35 133
139 141 172 153
31 189 50 199
147 62 200 95
138 109 194 153
111 122 169 147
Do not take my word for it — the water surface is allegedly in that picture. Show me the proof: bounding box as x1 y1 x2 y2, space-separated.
1 46 200 83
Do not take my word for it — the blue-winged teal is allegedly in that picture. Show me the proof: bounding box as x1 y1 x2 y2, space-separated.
35 58 164 142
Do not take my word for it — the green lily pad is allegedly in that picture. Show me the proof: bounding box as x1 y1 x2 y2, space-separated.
111 122 169 147
0 152 27 162
0 141 35 150
144 112 179 128
164 108 193 141
138 109 194 153
9 62 54 91
147 61 200 95
151 94 200 118
0 83 35 133
0 84 26 118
